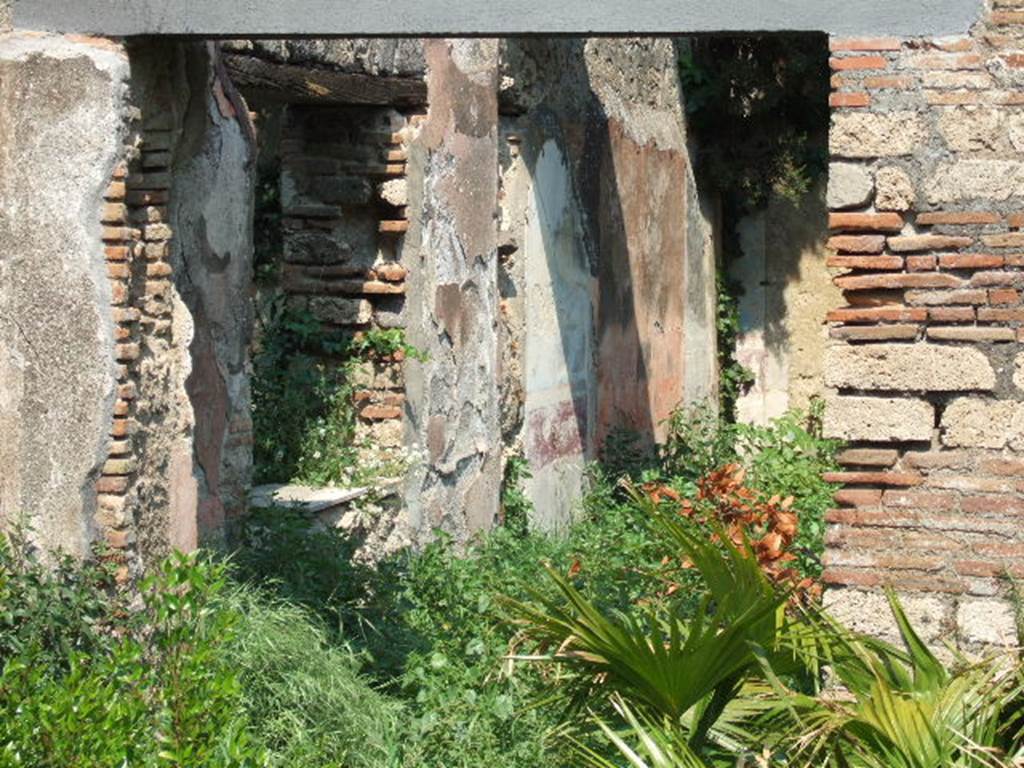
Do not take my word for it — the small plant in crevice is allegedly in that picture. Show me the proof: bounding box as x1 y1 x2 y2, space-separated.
350 327 428 363
715 268 755 421
501 454 534 536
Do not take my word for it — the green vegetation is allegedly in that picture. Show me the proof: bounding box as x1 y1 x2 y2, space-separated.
251 300 421 487
0 405 853 767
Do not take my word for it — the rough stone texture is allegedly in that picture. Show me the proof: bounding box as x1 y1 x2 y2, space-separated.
874 166 915 212
308 296 372 325
0 34 128 557
823 396 934 442
403 39 502 541
957 599 1018 648
925 160 1024 203
824 343 995 391
825 588 952 646
827 162 873 210
1015 353 1024 390
941 398 1024 450
167 44 255 543
939 107 1010 153
221 39 426 78
830 112 928 158
0 0 11 32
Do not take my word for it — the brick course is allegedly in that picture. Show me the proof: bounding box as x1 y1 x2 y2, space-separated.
827 8 1024 645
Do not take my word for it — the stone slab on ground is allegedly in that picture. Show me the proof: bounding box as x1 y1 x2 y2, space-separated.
250 484 374 514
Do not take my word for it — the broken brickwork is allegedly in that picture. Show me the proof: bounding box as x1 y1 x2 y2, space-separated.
823 3 1024 647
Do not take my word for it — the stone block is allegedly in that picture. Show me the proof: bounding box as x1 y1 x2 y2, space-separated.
875 166 915 211
827 162 874 209
310 175 374 205
957 598 1018 647
926 160 1024 203
283 230 350 264
379 178 408 207
824 395 934 442
308 296 372 325
830 112 928 158
941 397 1024 449
825 588 952 645
824 343 995 391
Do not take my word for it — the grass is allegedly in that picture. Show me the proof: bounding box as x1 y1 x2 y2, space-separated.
0 405 840 768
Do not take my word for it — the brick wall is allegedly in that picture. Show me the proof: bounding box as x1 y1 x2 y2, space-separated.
824 3 1024 648
279 105 420 454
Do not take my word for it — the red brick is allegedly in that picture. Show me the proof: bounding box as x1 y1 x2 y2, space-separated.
104 181 126 201
822 568 883 587
928 38 976 52
882 490 958 509
979 458 1024 475
903 451 974 470
96 476 129 495
104 245 129 262
938 253 1004 269
990 289 1021 305
888 235 973 252
962 495 1024 515
146 262 172 278
927 306 975 322
991 10 1024 24
827 235 887 253
374 263 408 282
110 282 128 306
836 273 963 290
908 53 984 69
917 211 1000 226
830 92 871 108
978 307 1024 322
117 382 137 400
830 324 920 341
823 472 923 487
112 307 140 323
830 55 888 71
101 202 127 224
926 91 984 106
831 73 847 89
106 263 129 280
970 271 1024 287
360 405 402 421
906 288 987 306
927 326 1016 342
907 255 937 271
982 232 1024 248
829 212 904 232
830 37 902 52
826 307 926 323
844 290 906 307
928 475 1017 493
1008 212 1024 229
115 343 140 361
837 448 899 467
826 255 903 270
864 75 915 89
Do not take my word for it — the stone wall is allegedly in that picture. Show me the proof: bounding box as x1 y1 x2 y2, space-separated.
824 5 1024 648
734 184 841 424
496 38 717 526
0 34 128 558
278 104 418 457
0 35 254 569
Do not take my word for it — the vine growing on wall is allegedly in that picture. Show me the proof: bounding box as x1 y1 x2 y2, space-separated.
679 35 830 420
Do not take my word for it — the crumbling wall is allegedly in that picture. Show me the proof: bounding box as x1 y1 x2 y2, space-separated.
403 39 502 540
824 9 1024 649
586 39 715 446
0 35 254 567
497 38 717 526
0 34 128 557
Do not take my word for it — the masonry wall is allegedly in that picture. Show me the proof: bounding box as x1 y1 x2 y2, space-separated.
0 34 254 570
823 3 1024 648
496 38 717 527
0 34 128 558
